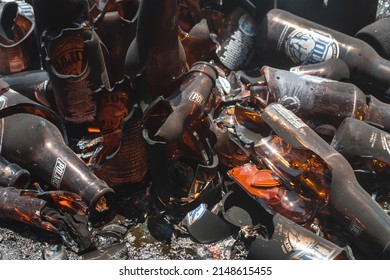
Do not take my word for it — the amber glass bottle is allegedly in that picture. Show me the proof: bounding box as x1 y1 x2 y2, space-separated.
125 0 187 107
252 66 390 133
92 78 148 195
0 88 115 221
0 1 38 74
253 66 368 129
91 0 139 84
253 135 331 209
41 22 110 125
260 103 390 259
254 9 390 96
153 61 218 142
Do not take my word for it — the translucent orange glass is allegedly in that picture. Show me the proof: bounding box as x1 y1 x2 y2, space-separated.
228 163 317 224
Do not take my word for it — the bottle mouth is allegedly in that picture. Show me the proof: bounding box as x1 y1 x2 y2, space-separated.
81 180 116 225
9 168 31 189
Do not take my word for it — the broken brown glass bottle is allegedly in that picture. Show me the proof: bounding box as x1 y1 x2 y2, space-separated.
253 134 331 209
0 88 115 222
91 0 139 84
261 103 390 259
152 61 218 142
177 0 202 32
0 186 93 252
143 102 219 213
253 9 390 97
0 1 39 74
91 77 148 195
125 0 187 108
227 163 318 224
0 70 50 104
252 66 390 133
179 19 216 68
32 0 90 42
41 22 110 125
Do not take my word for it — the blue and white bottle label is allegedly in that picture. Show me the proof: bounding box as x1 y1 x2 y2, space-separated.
285 28 339 65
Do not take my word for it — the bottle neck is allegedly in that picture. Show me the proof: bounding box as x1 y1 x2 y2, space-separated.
136 0 179 51
364 95 390 133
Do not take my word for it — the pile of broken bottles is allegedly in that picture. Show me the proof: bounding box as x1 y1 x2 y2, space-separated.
0 0 389 260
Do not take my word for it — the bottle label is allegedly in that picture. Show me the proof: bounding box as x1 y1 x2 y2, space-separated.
284 28 339 65
94 108 148 188
189 91 205 106
216 13 256 70
368 131 390 155
348 221 362 237
51 157 67 188
276 221 343 260
279 96 302 113
6 46 29 74
272 103 308 129
17 2 35 19
61 77 95 123
238 13 257 37
380 132 390 155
